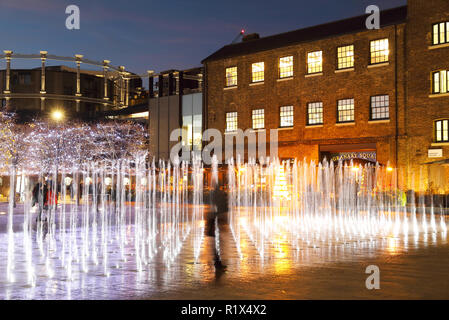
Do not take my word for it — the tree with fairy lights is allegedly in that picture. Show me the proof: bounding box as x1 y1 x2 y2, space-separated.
0 112 30 205
61 123 98 170
92 121 148 162
0 112 29 170
0 117 148 206
1 117 148 174
24 120 68 174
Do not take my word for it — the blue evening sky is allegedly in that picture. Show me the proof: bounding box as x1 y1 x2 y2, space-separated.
0 0 406 87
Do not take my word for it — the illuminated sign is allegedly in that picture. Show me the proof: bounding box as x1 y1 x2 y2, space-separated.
428 149 443 158
330 151 377 163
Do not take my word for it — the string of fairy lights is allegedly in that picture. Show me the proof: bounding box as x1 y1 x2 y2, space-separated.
0 111 148 175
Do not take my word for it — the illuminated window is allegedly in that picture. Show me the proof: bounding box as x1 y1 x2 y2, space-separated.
432 70 449 94
279 56 293 78
226 67 237 87
337 45 354 69
307 51 322 74
433 22 449 45
337 98 355 123
307 102 323 125
280 106 294 127
435 119 449 142
226 112 238 132
252 62 264 83
370 95 389 120
252 109 265 129
370 39 389 64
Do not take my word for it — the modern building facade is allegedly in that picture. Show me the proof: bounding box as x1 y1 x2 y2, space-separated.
148 67 203 160
202 0 449 193
0 52 143 121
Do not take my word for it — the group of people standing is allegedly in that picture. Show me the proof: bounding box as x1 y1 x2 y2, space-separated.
31 179 58 222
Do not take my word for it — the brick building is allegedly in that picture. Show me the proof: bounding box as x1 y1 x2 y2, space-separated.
202 0 449 193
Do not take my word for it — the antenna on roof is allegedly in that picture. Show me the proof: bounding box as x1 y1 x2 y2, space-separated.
231 29 245 44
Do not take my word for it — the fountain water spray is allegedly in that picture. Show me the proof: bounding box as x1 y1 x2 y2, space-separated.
1 157 447 290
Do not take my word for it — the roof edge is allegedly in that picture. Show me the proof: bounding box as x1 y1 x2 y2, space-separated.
202 5 407 63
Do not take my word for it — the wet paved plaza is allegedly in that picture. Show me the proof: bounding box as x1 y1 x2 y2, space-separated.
0 203 449 300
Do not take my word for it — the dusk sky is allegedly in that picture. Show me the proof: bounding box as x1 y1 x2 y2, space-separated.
0 0 406 87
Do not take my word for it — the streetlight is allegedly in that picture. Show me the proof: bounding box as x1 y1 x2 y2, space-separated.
51 110 64 122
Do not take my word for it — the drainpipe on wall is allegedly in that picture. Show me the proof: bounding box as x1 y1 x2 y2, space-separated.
202 64 208 154
395 24 400 188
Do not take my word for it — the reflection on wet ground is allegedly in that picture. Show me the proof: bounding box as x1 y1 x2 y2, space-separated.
1 205 449 300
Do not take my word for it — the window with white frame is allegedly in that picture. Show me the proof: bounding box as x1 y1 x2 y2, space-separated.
435 119 449 142
226 112 238 132
252 109 265 129
433 22 449 45
225 67 237 87
432 70 449 94
337 98 355 123
307 102 323 125
279 56 293 78
280 106 294 127
370 95 390 120
337 45 354 69
307 51 322 74
370 39 389 64
251 62 264 83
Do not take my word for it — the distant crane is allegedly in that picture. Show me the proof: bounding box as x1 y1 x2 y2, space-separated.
231 29 245 44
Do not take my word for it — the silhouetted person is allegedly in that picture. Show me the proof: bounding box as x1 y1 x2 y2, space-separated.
32 180 48 222
207 182 229 277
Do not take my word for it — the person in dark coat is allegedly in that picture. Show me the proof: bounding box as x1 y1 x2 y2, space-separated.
207 181 229 276
32 182 40 207
32 180 48 222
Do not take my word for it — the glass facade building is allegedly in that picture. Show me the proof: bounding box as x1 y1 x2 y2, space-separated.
182 92 203 154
